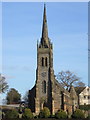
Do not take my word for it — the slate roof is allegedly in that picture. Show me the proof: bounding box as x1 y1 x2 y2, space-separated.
55 79 70 95
75 87 86 95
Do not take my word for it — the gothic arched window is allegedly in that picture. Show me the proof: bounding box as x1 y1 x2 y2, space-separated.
45 57 47 66
42 81 46 93
42 57 44 66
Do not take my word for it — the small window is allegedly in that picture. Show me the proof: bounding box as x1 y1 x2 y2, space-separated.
88 96 90 99
42 81 46 94
45 57 47 66
84 96 86 99
87 88 89 91
84 103 86 105
42 57 44 66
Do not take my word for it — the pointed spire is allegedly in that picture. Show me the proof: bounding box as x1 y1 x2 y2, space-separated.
41 4 49 47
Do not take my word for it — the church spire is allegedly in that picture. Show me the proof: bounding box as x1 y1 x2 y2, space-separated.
41 4 49 47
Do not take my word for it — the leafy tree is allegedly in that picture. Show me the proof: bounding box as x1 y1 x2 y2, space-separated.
22 108 33 119
5 109 19 119
72 109 85 119
56 70 81 90
0 74 8 93
39 107 50 118
6 88 21 104
55 109 67 119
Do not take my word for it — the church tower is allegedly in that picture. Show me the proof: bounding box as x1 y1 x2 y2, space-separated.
35 4 55 114
29 4 76 115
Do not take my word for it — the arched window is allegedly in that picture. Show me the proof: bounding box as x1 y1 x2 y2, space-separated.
42 57 44 66
42 81 46 93
45 57 47 66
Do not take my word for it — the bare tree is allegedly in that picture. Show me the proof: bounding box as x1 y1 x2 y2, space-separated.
0 74 9 93
23 91 29 103
74 81 85 87
56 70 80 90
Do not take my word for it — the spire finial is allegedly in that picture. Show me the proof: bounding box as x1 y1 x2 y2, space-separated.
44 3 46 8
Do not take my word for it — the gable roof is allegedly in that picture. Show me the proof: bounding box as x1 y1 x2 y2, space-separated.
55 79 70 95
69 86 78 99
75 87 86 95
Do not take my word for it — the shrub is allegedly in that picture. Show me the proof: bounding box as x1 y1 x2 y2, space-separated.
0 111 2 119
87 114 90 119
50 114 55 118
39 107 50 118
5 109 19 119
34 115 39 118
18 106 24 114
72 109 85 119
55 109 67 119
22 108 33 119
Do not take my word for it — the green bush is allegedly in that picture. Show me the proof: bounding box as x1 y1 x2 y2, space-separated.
39 107 50 118
50 114 55 118
5 109 19 119
0 110 2 119
22 108 33 119
55 109 67 119
34 115 39 118
72 109 85 119
87 114 90 119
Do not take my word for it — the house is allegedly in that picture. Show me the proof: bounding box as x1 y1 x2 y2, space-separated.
78 86 90 105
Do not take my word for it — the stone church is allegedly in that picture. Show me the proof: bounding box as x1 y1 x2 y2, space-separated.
28 5 78 115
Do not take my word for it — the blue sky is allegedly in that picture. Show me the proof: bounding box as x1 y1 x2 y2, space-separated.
2 2 88 99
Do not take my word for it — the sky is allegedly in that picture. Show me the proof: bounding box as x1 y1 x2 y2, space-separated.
2 2 88 101
0 0 89 2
